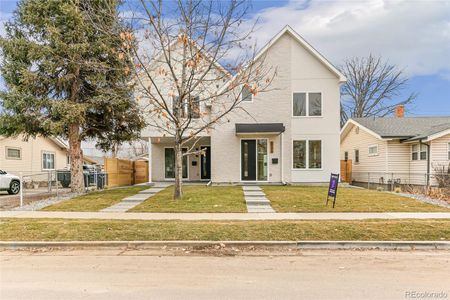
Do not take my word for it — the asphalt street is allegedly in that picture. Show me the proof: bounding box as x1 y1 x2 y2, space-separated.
1 249 449 300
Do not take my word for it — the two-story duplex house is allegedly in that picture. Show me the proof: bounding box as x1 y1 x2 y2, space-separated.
141 26 346 184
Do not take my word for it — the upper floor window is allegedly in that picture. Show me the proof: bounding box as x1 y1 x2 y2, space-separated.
42 152 55 170
241 85 252 102
172 96 200 119
6 147 21 160
368 145 378 156
412 144 427 161
293 92 322 117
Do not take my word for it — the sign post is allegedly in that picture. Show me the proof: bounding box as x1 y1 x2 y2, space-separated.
326 173 340 208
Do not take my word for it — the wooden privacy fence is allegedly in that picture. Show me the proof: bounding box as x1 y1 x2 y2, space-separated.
104 158 149 187
340 160 352 183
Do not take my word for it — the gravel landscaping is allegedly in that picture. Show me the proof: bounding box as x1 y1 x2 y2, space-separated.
12 193 80 211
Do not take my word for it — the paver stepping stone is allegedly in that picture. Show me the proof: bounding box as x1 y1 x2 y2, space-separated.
242 185 275 213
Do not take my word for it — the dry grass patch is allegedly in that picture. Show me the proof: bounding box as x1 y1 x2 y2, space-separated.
0 218 449 241
42 186 148 212
263 186 450 212
130 185 246 213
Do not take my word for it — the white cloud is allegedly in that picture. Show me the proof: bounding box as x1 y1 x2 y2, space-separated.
246 0 450 79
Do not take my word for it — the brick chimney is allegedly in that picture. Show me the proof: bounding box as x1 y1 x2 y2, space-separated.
395 105 404 118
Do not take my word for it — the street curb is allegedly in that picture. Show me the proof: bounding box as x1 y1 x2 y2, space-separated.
1 241 449 251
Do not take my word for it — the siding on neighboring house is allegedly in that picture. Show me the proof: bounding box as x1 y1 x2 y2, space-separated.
430 134 450 167
340 124 388 182
386 140 410 173
0 135 68 175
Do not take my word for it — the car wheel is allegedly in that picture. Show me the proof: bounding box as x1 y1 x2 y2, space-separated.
8 180 20 195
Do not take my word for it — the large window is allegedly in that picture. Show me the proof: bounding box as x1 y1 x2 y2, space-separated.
293 140 322 169
172 96 200 119
241 85 253 102
42 152 55 170
412 144 427 161
6 147 21 160
293 92 322 117
164 148 188 179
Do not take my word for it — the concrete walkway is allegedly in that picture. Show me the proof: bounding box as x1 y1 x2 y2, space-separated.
1 211 450 221
100 183 171 213
242 186 274 213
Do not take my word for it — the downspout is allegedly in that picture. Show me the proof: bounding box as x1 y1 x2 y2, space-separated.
280 131 287 185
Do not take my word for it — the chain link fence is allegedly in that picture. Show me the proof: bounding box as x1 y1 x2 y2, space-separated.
350 171 450 201
0 169 108 210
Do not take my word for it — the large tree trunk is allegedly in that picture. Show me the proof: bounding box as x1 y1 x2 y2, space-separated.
69 123 85 193
173 142 183 199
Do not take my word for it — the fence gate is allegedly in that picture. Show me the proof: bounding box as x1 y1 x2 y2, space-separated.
340 160 352 183
134 160 149 184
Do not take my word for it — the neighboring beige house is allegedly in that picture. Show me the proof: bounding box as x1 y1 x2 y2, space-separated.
0 135 69 175
340 116 450 186
141 26 346 183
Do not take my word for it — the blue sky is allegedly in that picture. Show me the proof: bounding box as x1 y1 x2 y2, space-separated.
1 0 449 116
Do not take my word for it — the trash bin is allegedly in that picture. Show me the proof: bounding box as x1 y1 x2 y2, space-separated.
56 170 71 188
97 173 108 189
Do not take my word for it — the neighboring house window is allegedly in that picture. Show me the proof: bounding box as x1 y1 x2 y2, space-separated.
293 92 322 117
241 85 253 102
368 145 378 156
354 149 359 164
292 140 322 169
412 144 427 161
448 142 450 160
344 151 348 161
42 152 55 170
308 140 322 169
6 147 21 160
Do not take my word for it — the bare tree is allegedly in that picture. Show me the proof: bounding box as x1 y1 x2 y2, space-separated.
119 0 275 199
340 54 417 127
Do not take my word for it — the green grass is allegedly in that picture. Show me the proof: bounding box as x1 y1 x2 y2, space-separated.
42 186 149 212
0 218 449 241
130 185 246 213
263 186 450 212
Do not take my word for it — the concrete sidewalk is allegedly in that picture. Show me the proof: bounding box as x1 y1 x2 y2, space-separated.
1 211 450 220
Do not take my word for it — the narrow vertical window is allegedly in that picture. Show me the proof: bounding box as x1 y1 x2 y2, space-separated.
354 149 359 164
308 93 322 116
293 140 306 168
308 140 322 169
293 93 306 116
241 85 252 102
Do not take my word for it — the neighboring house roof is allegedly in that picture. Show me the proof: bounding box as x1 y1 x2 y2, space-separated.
341 117 450 142
84 155 105 165
0 135 69 149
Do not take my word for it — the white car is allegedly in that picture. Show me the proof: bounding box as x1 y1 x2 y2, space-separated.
0 170 20 195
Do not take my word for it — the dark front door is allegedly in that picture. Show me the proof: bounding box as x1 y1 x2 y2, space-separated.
200 146 211 180
241 140 256 181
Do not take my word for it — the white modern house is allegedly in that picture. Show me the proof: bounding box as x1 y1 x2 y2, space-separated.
140 26 346 184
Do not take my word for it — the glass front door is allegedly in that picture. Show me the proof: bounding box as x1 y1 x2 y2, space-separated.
241 139 268 181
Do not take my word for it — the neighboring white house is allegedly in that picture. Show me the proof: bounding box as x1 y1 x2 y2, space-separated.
0 134 69 175
140 25 346 184
340 116 450 186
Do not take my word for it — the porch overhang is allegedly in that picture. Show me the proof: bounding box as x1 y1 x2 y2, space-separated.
235 123 285 135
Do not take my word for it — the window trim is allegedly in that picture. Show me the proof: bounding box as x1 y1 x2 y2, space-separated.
368 144 379 157
241 84 253 103
5 146 22 160
163 147 189 180
291 139 323 171
292 91 323 118
42 151 56 170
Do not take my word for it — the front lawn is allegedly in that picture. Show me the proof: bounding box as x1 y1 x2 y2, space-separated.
0 218 449 241
263 186 450 212
129 185 246 213
42 186 149 212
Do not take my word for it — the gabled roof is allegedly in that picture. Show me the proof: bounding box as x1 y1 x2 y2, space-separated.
253 25 346 83
0 135 69 149
341 117 450 142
